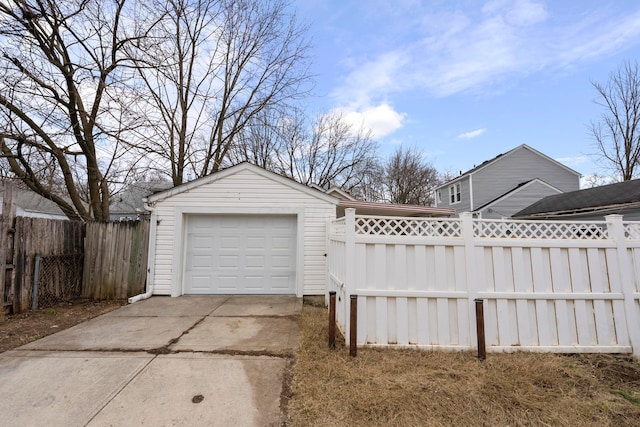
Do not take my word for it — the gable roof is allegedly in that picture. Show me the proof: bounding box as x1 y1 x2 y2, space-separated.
324 186 357 201
513 179 640 218
146 162 338 205
436 144 581 189
111 180 172 214
474 178 562 212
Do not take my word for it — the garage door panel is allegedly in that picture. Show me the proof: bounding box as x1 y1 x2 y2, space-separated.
219 236 240 249
247 237 265 248
245 255 265 268
271 276 292 290
219 255 239 269
185 215 296 294
217 276 239 291
272 255 292 269
191 255 213 269
244 276 265 289
190 275 213 290
191 236 214 249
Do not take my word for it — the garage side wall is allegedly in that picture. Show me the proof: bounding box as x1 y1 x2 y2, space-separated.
150 168 335 296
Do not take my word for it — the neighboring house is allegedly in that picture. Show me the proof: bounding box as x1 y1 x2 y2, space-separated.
0 182 68 220
325 186 454 218
434 144 581 219
110 180 172 221
512 179 640 221
143 162 453 299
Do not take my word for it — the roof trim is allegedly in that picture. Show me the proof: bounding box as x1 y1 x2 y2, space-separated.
474 179 563 213
325 186 357 201
436 144 581 190
147 162 339 205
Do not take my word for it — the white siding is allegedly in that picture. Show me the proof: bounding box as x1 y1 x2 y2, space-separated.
148 166 336 296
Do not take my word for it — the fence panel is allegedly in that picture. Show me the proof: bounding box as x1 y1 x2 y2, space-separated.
82 220 149 299
12 217 84 312
329 212 640 356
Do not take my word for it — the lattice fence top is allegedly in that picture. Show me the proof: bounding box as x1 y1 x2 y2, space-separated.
624 222 640 240
354 216 462 237
335 215 640 240
474 220 610 240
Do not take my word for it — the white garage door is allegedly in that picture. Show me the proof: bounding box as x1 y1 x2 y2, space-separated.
184 215 297 294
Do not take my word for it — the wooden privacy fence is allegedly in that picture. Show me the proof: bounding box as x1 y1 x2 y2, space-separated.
1 216 150 313
83 220 150 299
10 217 84 313
329 209 640 357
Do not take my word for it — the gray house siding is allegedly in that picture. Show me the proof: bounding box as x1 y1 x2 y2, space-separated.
436 176 472 213
472 147 579 210
478 181 562 219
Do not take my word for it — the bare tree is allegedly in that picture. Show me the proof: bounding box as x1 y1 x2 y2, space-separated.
227 107 290 171
280 110 379 190
591 60 640 181
0 0 150 220
382 146 439 205
231 109 380 192
132 0 311 185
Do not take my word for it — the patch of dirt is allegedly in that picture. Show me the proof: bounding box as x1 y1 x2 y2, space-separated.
0 299 126 353
286 305 640 427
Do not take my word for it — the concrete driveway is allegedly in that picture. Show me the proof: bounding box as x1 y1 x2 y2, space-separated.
0 295 301 427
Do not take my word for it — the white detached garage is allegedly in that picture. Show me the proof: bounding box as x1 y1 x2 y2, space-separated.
144 163 338 297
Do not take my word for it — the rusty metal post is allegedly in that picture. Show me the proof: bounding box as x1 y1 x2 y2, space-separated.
475 298 486 361
329 291 336 348
349 294 357 357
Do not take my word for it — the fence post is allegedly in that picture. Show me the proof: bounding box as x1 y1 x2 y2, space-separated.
350 294 358 357
329 291 336 348
32 253 41 310
461 212 478 349
475 299 486 361
0 181 16 318
344 208 357 345
606 214 640 357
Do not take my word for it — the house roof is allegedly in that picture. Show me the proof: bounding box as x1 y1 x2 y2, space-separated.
474 178 562 212
325 186 357 201
0 182 67 218
512 179 640 218
111 180 172 214
146 162 339 205
436 144 581 189
338 199 454 217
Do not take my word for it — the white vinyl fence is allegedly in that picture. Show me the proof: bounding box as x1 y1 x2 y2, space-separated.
328 209 640 356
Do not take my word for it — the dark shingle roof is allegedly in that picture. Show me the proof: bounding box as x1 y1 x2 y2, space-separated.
513 179 640 218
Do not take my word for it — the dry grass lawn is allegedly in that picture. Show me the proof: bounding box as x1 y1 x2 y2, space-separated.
286 305 640 427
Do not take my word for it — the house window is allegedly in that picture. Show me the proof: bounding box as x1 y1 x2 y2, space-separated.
436 190 442 204
449 183 461 204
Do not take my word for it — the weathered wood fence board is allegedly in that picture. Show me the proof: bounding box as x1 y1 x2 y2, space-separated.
330 210 640 357
82 221 149 299
11 217 84 313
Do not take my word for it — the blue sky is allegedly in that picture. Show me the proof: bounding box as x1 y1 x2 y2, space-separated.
295 0 640 185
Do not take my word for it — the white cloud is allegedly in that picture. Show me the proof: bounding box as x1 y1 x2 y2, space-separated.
556 155 589 167
458 128 486 139
340 103 406 138
331 1 640 100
